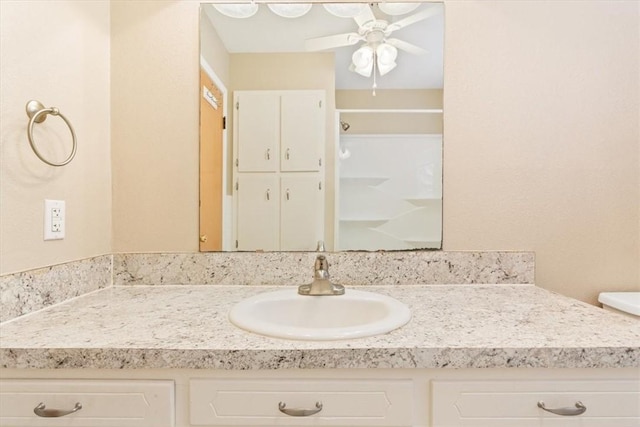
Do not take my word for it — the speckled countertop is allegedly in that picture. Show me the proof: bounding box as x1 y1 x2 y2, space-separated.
1 285 638 370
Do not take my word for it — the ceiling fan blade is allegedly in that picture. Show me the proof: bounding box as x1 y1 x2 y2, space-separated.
386 7 440 33
386 38 427 55
305 32 362 51
353 4 376 27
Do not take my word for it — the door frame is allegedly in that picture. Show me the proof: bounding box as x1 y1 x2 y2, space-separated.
200 56 229 250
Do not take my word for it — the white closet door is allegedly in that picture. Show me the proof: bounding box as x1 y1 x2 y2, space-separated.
236 174 279 251
280 174 324 251
236 92 279 172
280 92 324 172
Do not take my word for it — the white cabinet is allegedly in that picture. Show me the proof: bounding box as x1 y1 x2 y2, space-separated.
280 92 324 172
234 91 324 173
236 174 280 251
431 379 640 427
280 174 324 251
233 90 326 251
1 369 637 427
189 378 413 426
0 379 174 427
236 174 323 251
235 92 279 172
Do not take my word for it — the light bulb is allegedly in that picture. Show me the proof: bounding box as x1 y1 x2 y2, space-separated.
376 44 398 65
213 3 259 19
268 3 312 18
351 45 374 77
323 3 367 18
376 43 398 76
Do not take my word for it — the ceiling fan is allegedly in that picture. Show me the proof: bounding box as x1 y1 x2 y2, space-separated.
305 4 439 78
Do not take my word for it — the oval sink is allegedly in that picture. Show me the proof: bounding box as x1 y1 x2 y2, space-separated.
229 288 411 341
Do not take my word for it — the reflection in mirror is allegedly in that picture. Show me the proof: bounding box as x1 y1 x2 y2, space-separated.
199 2 443 252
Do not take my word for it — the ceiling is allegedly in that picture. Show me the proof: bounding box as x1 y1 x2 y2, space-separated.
202 2 444 90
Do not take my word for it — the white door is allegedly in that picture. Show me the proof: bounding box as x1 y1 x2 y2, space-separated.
235 92 279 172
280 92 324 172
236 174 279 251
280 174 324 251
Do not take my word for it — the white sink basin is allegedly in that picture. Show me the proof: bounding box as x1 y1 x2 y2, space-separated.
229 288 411 341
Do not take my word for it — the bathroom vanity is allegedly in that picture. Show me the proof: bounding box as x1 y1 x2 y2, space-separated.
1 283 639 426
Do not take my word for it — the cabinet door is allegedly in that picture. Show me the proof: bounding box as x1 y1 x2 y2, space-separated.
280 174 324 251
236 174 279 251
281 92 324 172
190 378 413 426
432 380 640 427
236 92 279 172
0 379 174 427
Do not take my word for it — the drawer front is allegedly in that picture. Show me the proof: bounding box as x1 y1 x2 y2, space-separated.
0 379 174 427
432 380 640 427
190 378 413 426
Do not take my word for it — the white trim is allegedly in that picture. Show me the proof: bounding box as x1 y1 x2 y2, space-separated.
200 55 227 97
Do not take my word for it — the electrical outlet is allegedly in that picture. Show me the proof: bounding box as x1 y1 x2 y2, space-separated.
44 199 65 240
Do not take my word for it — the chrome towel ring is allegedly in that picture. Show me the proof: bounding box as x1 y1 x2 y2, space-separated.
26 100 77 167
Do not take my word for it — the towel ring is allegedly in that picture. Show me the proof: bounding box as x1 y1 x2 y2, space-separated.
26 100 77 167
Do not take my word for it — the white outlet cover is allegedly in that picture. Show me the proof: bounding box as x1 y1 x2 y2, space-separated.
44 199 65 240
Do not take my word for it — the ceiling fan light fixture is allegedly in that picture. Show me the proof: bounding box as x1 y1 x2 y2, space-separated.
212 3 259 19
352 45 374 67
268 3 312 19
376 43 398 65
376 43 398 76
323 3 367 18
378 2 420 16
377 60 397 76
351 45 374 77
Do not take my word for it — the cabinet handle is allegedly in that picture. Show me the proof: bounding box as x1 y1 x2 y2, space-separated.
286 189 290 200
266 148 270 160
34 402 82 418
278 401 322 417
537 401 586 416
285 148 290 160
266 189 270 201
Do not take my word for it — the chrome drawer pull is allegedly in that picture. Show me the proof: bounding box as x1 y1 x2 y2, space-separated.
34 402 82 417
278 401 322 416
537 401 586 416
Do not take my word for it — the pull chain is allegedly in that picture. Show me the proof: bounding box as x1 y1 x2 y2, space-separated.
372 52 377 96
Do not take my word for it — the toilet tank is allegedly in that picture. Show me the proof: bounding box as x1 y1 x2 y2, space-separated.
598 292 640 319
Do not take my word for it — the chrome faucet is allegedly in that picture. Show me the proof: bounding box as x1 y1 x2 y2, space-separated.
298 255 345 296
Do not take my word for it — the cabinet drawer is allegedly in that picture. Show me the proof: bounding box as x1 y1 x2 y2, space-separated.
0 379 174 427
432 379 640 427
190 378 413 426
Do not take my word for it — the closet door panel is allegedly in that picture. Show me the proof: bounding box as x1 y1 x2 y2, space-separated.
236 92 279 172
280 174 324 251
280 92 324 172
236 174 279 251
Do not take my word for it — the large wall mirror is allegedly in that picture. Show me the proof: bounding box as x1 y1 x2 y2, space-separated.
199 2 444 252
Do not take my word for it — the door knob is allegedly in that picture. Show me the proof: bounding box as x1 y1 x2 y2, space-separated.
199 235 208 243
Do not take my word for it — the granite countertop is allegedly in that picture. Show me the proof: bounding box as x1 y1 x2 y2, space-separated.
1 285 638 370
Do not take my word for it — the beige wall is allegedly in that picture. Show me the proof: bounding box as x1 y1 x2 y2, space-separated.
111 0 200 253
443 0 640 303
200 9 230 88
0 0 111 274
337 89 443 134
1 1 638 306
